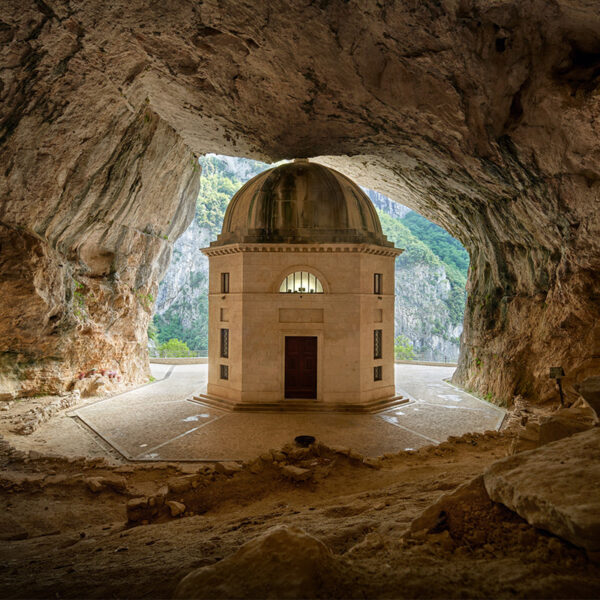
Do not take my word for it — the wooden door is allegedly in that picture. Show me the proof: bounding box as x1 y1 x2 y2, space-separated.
285 336 317 399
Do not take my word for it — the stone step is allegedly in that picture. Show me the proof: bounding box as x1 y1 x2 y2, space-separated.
191 394 409 414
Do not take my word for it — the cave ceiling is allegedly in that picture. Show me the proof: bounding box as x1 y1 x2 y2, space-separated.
0 0 599 402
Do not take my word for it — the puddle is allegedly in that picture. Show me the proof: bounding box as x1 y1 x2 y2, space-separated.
439 394 463 402
182 414 211 422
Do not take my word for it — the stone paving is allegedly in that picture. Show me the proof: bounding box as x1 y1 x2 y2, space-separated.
71 364 505 461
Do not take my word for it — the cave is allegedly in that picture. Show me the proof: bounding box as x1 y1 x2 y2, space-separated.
1 1 599 598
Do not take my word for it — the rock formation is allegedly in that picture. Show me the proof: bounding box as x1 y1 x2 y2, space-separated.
1 0 599 403
174 525 343 599
484 428 600 553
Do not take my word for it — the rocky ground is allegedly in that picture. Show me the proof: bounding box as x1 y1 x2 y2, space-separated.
0 392 598 599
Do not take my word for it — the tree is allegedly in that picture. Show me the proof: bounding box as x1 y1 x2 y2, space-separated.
394 335 416 360
159 338 192 358
147 320 158 343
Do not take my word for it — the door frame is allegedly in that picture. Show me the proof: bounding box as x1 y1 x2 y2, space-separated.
279 328 323 401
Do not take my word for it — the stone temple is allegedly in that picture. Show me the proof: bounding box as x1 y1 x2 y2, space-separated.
1 1 600 597
201 159 403 410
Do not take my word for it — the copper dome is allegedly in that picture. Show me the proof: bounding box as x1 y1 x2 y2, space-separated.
211 159 393 247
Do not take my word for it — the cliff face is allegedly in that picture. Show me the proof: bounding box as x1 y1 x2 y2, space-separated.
394 263 463 362
0 103 199 396
1 0 599 403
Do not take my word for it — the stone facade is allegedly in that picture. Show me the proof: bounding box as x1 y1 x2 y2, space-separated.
204 244 399 406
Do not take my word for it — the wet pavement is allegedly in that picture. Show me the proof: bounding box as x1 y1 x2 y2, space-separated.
71 364 505 461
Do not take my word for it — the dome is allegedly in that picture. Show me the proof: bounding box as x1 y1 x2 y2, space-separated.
211 159 393 247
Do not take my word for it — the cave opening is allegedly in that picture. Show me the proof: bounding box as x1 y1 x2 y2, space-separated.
1 2 600 597
152 154 470 367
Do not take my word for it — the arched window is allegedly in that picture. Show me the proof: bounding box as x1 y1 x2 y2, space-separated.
279 271 324 294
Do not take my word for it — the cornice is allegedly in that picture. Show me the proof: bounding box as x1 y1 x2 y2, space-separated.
201 243 403 258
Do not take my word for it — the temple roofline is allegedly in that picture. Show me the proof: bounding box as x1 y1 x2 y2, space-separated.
201 242 404 258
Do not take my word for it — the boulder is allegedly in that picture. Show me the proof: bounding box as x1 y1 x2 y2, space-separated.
85 477 105 493
126 497 149 522
538 407 596 446
574 376 600 419
174 526 341 599
484 428 600 552
167 475 196 494
214 462 242 476
166 500 186 517
408 475 489 539
280 465 312 482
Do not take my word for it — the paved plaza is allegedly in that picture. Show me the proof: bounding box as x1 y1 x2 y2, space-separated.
70 364 505 461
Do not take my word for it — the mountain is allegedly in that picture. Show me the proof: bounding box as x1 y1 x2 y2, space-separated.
153 155 469 361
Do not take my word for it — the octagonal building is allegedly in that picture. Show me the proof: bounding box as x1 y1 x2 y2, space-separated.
200 159 403 411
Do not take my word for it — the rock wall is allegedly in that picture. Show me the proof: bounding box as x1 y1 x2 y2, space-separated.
0 1 200 396
394 262 463 362
1 0 599 403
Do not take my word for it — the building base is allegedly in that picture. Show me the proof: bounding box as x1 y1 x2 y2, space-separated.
192 392 409 414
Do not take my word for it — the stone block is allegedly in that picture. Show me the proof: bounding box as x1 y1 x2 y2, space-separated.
281 465 312 482
484 428 600 552
214 462 242 476
166 500 186 517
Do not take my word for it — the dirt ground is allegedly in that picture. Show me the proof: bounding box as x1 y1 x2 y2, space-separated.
1 395 599 600
0 389 598 599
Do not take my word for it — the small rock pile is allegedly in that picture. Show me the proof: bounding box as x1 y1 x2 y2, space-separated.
510 403 597 454
6 391 81 435
125 440 385 525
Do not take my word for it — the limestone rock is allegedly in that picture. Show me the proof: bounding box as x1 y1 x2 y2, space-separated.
85 477 105 493
575 376 600 419
174 526 341 599
511 406 596 454
538 407 596 446
126 497 149 522
408 475 488 539
214 462 242 476
280 465 312 482
85 475 127 494
484 428 600 552
270 450 286 462
166 500 186 517
167 475 196 494
1 0 600 405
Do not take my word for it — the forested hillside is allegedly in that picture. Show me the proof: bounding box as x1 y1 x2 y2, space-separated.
153 156 469 361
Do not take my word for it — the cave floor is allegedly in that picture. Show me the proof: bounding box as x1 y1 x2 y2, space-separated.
69 365 505 462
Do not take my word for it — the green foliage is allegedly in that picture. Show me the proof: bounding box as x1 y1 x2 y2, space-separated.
195 156 271 236
135 290 154 312
153 293 209 353
394 335 416 360
147 320 158 343
378 209 469 327
158 338 192 358
401 211 469 276
154 156 270 351
72 280 88 321
400 211 469 327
